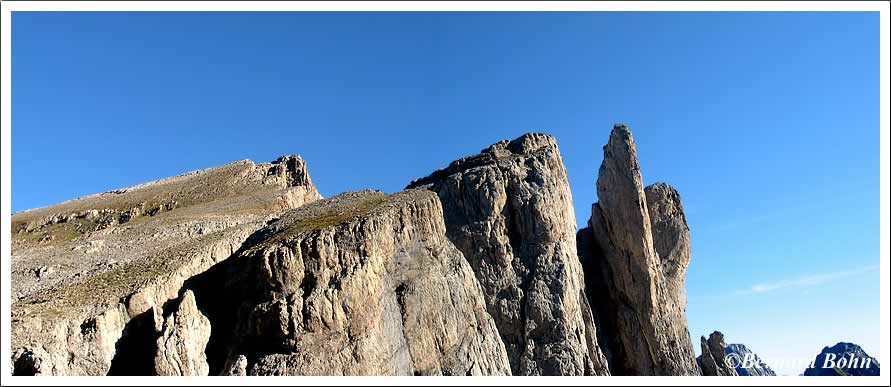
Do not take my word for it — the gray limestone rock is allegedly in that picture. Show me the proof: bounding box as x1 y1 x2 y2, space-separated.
208 190 511 376
408 133 609 376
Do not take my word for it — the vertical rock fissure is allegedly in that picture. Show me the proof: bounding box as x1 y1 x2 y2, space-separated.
394 282 417 375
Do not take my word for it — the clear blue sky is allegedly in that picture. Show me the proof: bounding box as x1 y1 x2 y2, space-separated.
12 12 880 375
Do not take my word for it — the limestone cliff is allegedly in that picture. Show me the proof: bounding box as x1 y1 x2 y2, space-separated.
197 190 510 375
408 133 609 376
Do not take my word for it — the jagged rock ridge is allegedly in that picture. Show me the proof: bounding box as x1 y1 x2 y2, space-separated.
11 126 710 377
408 133 609 376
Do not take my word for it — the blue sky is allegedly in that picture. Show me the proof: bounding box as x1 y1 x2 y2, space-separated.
11 12 880 374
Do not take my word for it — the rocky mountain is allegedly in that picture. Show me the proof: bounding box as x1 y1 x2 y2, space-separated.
11 126 707 376
726 344 776 376
577 124 699 375
803 342 880 376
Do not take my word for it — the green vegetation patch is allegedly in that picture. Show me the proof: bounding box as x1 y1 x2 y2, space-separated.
14 221 90 247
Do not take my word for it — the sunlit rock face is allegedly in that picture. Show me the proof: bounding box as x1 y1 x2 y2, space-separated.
203 190 511 376
409 133 610 376
578 124 699 376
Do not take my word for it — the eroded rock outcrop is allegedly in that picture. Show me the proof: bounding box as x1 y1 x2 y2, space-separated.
153 290 211 376
11 155 321 376
408 133 609 376
698 331 737 376
201 190 510 376
578 124 699 375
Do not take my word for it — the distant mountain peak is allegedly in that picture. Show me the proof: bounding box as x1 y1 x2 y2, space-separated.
804 342 880 376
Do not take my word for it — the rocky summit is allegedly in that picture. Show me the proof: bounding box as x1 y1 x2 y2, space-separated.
12 126 711 376
577 124 699 375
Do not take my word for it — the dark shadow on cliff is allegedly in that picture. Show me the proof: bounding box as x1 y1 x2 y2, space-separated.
576 226 625 375
179 225 279 375
107 310 158 375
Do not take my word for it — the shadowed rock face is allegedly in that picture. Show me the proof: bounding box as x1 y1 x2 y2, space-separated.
579 124 699 375
204 190 510 376
698 331 738 376
408 133 609 376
